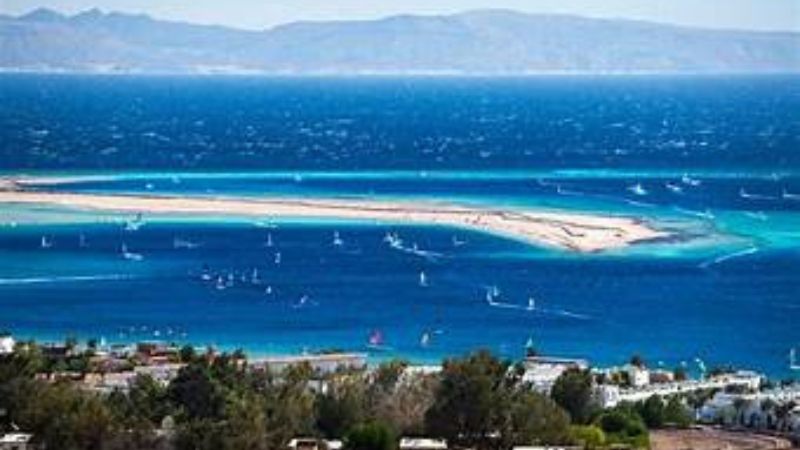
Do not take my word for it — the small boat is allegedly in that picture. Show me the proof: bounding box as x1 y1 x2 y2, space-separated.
419 271 428 287
274 252 282 265
265 233 274 247
215 276 226 290
367 329 390 351
124 213 145 231
121 243 143 261
527 297 536 311
740 188 776 201
264 285 273 295
40 236 53 249
783 188 800 201
451 235 466 247
790 348 800 371
173 237 199 249
420 332 431 348
681 174 701 186
250 268 260 284
665 182 683 194
332 231 344 247
627 183 648 196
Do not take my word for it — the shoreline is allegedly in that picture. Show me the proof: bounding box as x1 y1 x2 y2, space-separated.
0 181 669 253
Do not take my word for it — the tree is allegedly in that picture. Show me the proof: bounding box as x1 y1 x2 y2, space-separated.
663 396 692 428
344 421 397 450
569 425 606 450
595 405 649 449
425 350 510 449
168 363 226 420
316 377 367 438
673 366 688 382
503 390 572 448
550 368 596 424
629 354 646 368
637 395 665 428
372 371 437 435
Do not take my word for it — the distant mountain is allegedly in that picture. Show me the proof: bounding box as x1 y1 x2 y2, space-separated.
1 8 798 74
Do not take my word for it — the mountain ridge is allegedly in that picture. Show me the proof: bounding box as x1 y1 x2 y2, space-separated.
1 8 798 74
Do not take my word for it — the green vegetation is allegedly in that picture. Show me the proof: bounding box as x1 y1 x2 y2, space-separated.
0 342 664 450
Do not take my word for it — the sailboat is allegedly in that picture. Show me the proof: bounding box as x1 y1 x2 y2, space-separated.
40 236 53 249
665 182 683 194
420 331 431 348
367 329 390 351
121 243 143 261
790 348 800 371
783 188 800 201
681 173 702 186
419 271 428 287
526 297 536 311
332 231 344 247
627 183 648 196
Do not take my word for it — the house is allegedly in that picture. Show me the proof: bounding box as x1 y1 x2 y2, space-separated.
251 353 367 376
286 438 342 450
399 437 447 450
0 333 14 355
521 356 588 394
0 433 33 450
626 364 650 388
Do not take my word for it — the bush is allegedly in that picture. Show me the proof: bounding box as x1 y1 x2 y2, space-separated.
344 421 397 450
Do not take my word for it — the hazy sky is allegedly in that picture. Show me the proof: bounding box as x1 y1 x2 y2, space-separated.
2 0 799 32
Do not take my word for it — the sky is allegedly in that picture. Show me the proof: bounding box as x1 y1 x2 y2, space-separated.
2 0 799 32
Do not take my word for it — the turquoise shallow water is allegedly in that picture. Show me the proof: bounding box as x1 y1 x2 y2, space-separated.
1 170 799 379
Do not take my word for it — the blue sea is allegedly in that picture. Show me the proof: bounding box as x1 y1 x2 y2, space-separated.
0 75 799 378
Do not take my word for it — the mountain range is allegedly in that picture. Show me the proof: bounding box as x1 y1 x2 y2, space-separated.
1 8 798 74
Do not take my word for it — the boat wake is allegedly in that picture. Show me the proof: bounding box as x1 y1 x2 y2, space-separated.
0 274 135 285
698 246 759 269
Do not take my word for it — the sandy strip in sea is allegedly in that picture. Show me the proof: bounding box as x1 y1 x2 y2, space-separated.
0 182 668 252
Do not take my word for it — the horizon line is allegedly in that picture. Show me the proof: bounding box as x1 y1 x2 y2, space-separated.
6 5 800 35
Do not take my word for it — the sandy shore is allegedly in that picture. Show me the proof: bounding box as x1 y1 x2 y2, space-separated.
0 184 668 252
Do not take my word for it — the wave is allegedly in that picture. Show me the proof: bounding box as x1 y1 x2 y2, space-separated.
698 246 759 269
739 188 778 201
0 274 135 285
673 207 715 220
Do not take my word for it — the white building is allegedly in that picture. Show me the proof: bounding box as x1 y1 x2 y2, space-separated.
399 437 447 450
522 356 589 394
251 353 367 375
287 438 342 450
0 433 33 450
626 365 650 388
0 334 15 355
597 370 765 408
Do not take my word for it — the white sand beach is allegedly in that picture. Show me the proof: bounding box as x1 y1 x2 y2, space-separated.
0 181 668 252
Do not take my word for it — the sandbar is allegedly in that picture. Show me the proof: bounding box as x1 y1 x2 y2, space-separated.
0 180 669 252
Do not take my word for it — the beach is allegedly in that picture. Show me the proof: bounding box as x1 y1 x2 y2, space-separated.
0 178 667 252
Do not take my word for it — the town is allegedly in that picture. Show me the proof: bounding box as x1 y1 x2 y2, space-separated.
1 332 798 450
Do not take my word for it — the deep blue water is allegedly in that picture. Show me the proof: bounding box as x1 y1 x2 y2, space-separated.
0 75 799 378
1 75 799 170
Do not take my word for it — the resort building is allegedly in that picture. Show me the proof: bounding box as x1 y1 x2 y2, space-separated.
250 353 367 375
521 356 589 394
286 438 342 450
399 437 448 450
0 433 33 450
597 370 764 408
0 333 14 355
